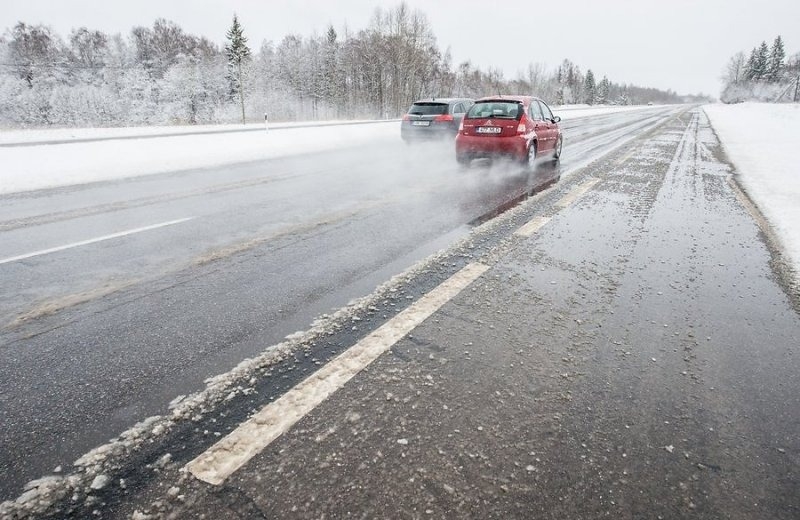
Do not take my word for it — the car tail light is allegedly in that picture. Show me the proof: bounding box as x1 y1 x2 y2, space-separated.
458 120 464 132
517 123 526 134
434 114 454 122
402 114 411 121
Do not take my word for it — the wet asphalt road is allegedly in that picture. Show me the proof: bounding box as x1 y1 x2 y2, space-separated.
58 107 799 519
0 108 676 500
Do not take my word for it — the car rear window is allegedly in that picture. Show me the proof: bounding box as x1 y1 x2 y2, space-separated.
466 101 523 120
407 103 448 116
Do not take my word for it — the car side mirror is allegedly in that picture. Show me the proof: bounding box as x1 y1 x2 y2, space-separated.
552 115 561 123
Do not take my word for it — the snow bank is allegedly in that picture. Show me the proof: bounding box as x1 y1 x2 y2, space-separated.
704 102 800 278
0 119 393 146
0 122 398 195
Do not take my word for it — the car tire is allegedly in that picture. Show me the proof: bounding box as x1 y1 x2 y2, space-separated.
552 136 563 162
526 141 538 170
456 154 471 168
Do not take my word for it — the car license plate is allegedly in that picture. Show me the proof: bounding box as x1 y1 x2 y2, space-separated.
477 126 501 134
412 121 430 126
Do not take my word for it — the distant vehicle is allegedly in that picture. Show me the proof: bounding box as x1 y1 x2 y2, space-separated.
400 98 473 142
647 102 654 106
455 95 562 168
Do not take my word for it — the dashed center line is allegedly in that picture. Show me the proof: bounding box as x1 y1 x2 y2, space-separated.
0 217 195 265
556 178 601 208
614 147 639 167
514 177 603 238
515 216 552 238
186 261 490 486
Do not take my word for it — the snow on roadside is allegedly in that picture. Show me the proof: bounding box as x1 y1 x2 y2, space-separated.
704 102 800 280
0 119 390 145
0 122 398 195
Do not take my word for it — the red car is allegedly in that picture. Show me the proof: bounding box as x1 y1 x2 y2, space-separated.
455 95 562 168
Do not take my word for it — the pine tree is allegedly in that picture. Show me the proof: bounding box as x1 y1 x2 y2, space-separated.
744 47 758 81
767 35 785 83
596 75 610 104
617 85 629 106
323 25 342 115
753 41 770 81
225 14 251 124
583 69 596 105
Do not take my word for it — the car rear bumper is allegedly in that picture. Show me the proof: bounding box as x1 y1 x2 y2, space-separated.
455 134 528 161
401 123 457 141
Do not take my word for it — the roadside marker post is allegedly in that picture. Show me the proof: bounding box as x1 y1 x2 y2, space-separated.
264 112 269 132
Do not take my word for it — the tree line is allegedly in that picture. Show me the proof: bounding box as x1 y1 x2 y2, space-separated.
721 35 800 103
0 3 697 128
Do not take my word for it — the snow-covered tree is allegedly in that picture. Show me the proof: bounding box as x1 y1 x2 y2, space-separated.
67 27 108 86
723 51 747 85
0 8 694 128
767 35 785 83
744 47 758 81
722 35 794 103
583 69 596 105
616 85 630 106
555 59 582 105
225 14 251 123
161 53 227 124
753 41 770 81
322 25 344 116
720 51 750 103
596 75 610 104
6 22 63 87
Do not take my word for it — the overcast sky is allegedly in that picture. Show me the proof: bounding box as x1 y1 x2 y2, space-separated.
3 0 798 97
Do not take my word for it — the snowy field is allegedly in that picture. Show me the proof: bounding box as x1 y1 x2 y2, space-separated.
0 104 656 195
704 102 800 278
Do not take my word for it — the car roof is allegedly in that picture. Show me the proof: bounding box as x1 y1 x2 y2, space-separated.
474 95 542 105
411 98 472 105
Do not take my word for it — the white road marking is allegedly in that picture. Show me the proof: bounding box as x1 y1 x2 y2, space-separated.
0 217 195 265
514 216 552 238
186 261 490 485
556 178 601 208
513 178 603 239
